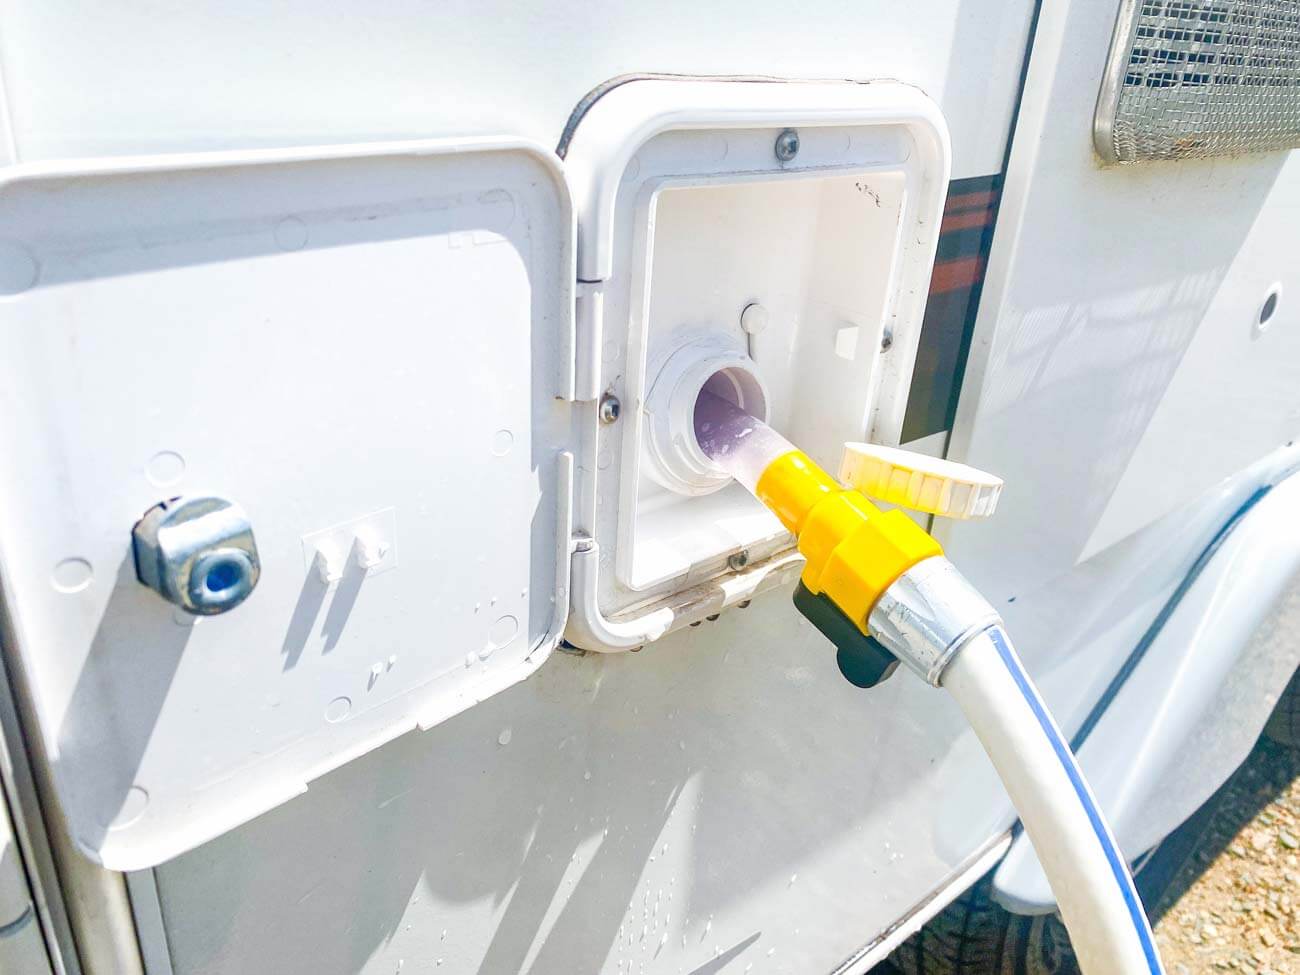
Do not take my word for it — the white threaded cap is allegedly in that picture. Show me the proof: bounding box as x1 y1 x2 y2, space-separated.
839 443 1002 520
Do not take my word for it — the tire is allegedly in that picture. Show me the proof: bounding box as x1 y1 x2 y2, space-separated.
878 726 1298 975
879 806 1209 975
880 875 1078 975
1263 667 1300 747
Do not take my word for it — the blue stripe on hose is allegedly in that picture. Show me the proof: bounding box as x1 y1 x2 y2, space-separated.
988 626 1163 975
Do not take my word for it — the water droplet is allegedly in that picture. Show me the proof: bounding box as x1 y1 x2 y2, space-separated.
584 770 592 781
789 873 798 886
497 728 512 746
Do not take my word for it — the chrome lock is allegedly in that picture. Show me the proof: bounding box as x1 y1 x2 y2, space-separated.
132 496 261 615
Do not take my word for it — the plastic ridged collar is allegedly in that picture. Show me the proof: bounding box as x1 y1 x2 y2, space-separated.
839 443 1003 520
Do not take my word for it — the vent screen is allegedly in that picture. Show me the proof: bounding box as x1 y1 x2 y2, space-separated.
1096 0 1300 162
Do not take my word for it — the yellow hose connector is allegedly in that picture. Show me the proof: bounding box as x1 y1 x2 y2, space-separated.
756 450 943 633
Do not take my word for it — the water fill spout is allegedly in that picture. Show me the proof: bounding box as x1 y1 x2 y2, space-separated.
693 391 797 495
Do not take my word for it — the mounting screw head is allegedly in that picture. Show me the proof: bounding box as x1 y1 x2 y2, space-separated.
774 129 800 163
728 549 750 571
599 394 622 424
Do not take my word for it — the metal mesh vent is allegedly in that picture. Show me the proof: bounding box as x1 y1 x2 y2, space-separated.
1095 0 1300 162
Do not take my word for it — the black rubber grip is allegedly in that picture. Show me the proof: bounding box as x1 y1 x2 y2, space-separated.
792 581 899 688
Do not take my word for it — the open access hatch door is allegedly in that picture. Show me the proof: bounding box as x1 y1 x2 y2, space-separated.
0 139 575 868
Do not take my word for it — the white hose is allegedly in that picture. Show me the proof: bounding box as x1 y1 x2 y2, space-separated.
695 394 1164 970
943 626 1164 974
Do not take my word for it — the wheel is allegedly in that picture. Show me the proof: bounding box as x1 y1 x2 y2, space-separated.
877 726 1300 975
879 874 1078 975
1263 667 1300 748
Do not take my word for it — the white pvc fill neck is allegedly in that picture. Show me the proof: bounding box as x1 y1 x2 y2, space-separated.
693 390 795 495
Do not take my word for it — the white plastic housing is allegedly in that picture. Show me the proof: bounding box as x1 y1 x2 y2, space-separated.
563 79 951 650
642 339 769 495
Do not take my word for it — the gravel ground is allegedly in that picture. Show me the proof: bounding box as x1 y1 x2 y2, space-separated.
1150 736 1300 975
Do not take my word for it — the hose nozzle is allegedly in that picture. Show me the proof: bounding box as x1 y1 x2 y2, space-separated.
696 392 992 686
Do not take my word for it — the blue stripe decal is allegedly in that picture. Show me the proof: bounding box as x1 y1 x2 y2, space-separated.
988 627 1163 974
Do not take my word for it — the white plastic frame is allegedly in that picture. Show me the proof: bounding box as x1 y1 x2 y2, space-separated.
562 79 951 651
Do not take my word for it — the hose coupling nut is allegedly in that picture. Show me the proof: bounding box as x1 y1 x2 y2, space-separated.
867 556 1001 685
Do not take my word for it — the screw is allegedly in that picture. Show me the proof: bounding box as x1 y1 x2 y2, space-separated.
727 550 750 571
880 326 894 352
599 394 622 424
774 129 800 163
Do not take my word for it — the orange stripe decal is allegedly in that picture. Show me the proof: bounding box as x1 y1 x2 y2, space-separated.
940 209 993 233
929 256 986 295
944 190 998 213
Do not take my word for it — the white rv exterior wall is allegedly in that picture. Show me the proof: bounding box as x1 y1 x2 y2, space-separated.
0 1 1031 178
0 3 1039 970
3 0 1298 972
